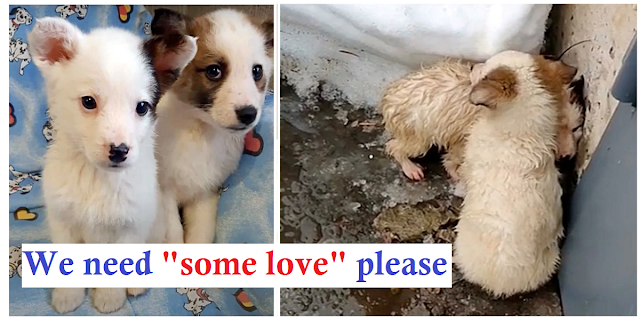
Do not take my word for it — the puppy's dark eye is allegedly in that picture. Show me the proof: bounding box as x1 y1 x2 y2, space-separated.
136 101 150 116
252 64 263 81
81 96 97 110
206 65 222 80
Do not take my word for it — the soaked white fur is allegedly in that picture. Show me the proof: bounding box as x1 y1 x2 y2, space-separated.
156 10 273 243
454 51 564 297
29 17 195 314
381 59 482 181
382 59 584 181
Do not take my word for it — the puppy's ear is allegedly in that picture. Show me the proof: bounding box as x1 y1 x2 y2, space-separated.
555 61 578 84
143 34 197 95
28 17 83 70
151 8 192 36
469 79 501 109
469 67 517 109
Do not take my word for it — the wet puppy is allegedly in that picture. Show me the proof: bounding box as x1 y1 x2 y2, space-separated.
453 50 577 297
381 59 480 181
150 9 274 243
29 17 196 313
382 60 582 181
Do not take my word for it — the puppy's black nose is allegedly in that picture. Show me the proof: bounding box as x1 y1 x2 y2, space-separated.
235 105 257 125
109 143 129 164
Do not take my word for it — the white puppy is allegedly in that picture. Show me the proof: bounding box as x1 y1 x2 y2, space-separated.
381 60 481 181
29 17 196 313
150 9 273 243
454 50 577 297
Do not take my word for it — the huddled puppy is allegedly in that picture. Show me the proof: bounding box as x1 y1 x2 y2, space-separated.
453 50 577 297
381 59 584 181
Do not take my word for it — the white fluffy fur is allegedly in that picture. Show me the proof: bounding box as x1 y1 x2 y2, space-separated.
156 10 273 244
29 17 195 313
453 51 564 297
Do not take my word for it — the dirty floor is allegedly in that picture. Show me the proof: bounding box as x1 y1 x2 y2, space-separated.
279 84 563 316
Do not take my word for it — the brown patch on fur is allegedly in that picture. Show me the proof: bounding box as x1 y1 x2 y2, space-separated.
533 57 579 159
186 14 213 38
174 58 227 111
533 56 577 104
168 14 226 111
469 67 518 108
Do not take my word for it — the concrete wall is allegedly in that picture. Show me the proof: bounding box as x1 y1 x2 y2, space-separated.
546 4 637 176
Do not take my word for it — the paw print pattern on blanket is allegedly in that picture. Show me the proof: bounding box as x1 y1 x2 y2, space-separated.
55 5 89 20
9 165 41 195
9 7 32 75
10 103 16 127
116 5 133 23
177 288 217 316
233 289 257 312
14 207 38 221
9 246 22 278
243 129 263 157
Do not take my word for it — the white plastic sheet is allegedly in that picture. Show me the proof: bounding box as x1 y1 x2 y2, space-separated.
281 4 552 108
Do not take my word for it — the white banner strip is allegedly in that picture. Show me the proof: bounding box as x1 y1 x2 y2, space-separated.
21 244 452 288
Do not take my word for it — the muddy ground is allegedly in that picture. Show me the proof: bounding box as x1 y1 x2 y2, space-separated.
279 84 564 316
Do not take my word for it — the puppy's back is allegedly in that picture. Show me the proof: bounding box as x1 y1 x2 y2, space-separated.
454 147 563 296
381 59 480 149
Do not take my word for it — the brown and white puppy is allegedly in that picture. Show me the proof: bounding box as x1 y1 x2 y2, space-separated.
453 50 576 297
381 60 583 182
151 8 273 243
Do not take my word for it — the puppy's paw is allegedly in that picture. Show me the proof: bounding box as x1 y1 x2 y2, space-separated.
126 288 147 297
92 288 126 314
51 288 85 314
401 161 424 181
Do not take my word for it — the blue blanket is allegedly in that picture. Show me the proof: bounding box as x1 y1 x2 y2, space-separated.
9 5 274 316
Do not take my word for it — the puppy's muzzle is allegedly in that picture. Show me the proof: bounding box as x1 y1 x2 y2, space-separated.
109 143 129 164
